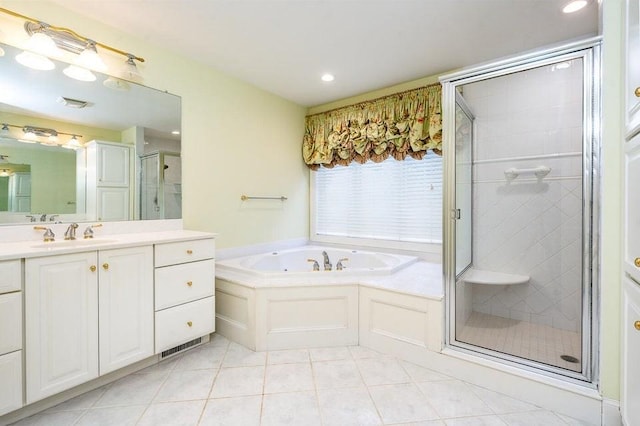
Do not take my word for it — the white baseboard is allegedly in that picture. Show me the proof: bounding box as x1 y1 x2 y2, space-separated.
602 398 622 426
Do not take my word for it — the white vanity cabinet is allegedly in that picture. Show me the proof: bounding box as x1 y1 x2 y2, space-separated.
25 245 154 403
80 140 133 222
626 0 640 137
154 238 216 353
622 276 640 424
98 246 154 375
25 252 99 404
0 260 23 416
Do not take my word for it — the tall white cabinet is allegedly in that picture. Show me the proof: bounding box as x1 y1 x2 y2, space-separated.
623 1 640 423
79 140 133 222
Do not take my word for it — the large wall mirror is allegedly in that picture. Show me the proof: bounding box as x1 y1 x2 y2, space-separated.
0 42 181 225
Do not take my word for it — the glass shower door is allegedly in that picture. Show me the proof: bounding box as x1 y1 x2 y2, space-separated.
445 46 598 383
455 93 473 277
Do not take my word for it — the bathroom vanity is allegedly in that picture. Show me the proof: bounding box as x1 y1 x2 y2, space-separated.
0 222 215 419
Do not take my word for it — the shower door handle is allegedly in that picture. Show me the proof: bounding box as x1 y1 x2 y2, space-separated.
451 209 461 220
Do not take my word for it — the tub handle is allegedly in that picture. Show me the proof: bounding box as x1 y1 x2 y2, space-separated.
337 258 349 271
307 259 320 271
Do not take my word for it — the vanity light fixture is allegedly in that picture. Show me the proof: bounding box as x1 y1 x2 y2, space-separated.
171 130 181 135
0 7 145 80
0 154 8 164
0 169 11 177
63 135 83 150
562 0 588 13
1 122 83 147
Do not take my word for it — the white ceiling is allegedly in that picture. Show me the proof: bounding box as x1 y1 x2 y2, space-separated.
52 0 597 106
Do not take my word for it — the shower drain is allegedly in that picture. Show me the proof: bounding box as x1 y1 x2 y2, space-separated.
560 355 580 363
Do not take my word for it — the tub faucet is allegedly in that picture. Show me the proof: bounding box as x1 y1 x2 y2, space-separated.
307 259 320 271
321 251 332 271
64 223 79 240
336 258 349 271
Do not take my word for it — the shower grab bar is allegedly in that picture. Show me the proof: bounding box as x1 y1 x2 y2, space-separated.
504 166 551 181
240 195 288 201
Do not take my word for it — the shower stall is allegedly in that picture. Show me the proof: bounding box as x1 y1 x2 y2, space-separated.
441 38 600 383
140 151 182 220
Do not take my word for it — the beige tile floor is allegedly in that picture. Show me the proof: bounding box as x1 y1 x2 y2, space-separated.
11 334 597 426
457 312 582 372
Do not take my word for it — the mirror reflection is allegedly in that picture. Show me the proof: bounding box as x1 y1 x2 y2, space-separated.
0 42 181 225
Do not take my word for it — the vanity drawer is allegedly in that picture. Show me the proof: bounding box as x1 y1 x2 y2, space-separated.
0 350 23 416
155 296 215 352
0 292 22 355
155 238 215 267
155 259 215 310
0 260 21 294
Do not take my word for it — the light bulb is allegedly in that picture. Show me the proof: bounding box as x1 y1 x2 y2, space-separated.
76 43 107 72
120 56 142 81
26 32 60 56
63 65 96 82
16 51 55 70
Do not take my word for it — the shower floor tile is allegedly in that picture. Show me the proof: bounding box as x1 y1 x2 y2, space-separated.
457 311 582 372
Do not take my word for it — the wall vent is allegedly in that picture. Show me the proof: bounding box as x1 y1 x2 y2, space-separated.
160 337 202 359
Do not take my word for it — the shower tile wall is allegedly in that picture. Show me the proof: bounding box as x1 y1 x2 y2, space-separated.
462 60 583 332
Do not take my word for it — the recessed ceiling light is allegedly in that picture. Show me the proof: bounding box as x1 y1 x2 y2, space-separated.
563 0 587 13
321 73 335 82
171 130 180 135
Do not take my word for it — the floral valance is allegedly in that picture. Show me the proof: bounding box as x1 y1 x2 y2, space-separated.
302 84 442 169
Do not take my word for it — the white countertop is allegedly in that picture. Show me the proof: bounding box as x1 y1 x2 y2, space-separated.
0 229 216 261
216 261 443 300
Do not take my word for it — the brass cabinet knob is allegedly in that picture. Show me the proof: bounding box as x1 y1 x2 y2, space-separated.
187 281 193 287
186 249 193 255
102 263 109 270
635 321 640 331
635 87 640 98
187 321 193 327
89 265 96 272
635 258 640 268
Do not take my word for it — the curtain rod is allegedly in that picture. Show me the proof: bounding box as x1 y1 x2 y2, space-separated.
306 81 441 118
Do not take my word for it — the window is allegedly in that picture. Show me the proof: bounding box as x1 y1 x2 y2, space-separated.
312 154 442 249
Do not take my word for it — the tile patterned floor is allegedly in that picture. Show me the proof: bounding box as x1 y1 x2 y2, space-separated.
457 312 582 372
11 334 597 426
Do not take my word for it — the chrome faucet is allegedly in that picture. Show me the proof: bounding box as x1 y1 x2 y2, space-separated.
336 258 349 271
64 223 79 240
321 251 332 271
34 226 55 242
307 259 320 271
40 213 47 222
83 223 103 239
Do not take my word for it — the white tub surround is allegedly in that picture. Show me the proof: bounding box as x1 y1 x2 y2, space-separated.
215 246 442 352
0 222 216 421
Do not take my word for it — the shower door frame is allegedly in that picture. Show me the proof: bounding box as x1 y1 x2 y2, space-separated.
440 37 601 386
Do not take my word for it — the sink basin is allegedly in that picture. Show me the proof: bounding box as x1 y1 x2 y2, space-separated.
31 239 119 249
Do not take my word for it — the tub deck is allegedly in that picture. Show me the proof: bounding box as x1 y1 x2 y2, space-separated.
215 259 444 352
215 260 443 300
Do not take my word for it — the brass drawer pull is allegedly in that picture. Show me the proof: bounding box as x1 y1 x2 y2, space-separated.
90 265 96 272
186 249 193 255
187 321 193 327
635 87 640 98
635 321 640 331
635 258 640 268
187 281 193 287
103 263 109 270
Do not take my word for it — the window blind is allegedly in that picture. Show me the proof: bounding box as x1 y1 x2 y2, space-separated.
313 154 442 244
